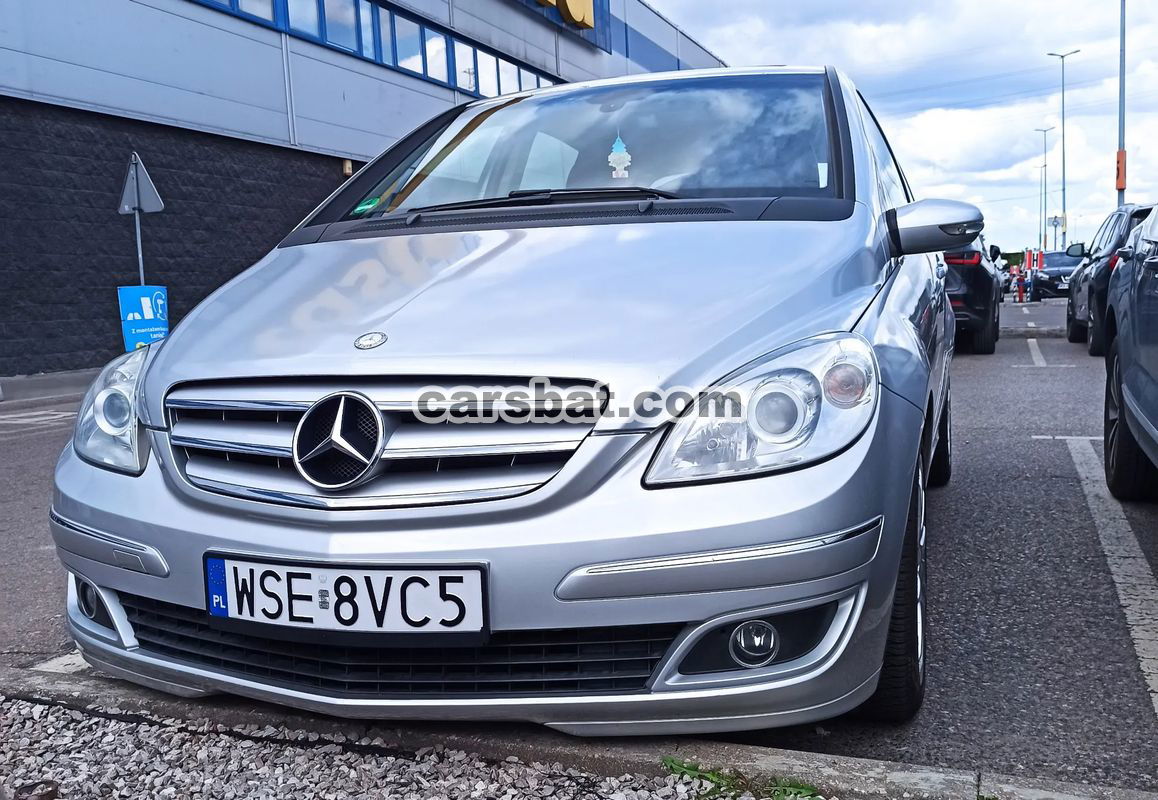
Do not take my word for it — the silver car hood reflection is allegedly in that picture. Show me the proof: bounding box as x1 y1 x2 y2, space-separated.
142 213 882 431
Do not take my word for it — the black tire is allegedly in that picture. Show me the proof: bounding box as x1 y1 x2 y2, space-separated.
973 305 997 355
1104 339 1158 500
1065 299 1085 343
858 468 927 723
1087 296 1105 357
927 391 952 488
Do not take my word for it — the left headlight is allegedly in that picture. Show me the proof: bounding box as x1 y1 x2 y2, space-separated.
74 347 150 475
645 333 878 485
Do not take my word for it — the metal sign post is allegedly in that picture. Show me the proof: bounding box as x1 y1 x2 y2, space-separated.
117 152 165 285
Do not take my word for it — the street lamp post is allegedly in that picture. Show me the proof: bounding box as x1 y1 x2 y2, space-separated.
1118 0 1127 206
1035 126 1054 251
1047 48 1079 246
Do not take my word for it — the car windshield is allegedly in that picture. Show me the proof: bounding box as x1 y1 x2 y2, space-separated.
346 73 836 217
1043 252 1082 269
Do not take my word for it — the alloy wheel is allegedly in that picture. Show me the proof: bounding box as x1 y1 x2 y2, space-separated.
1106 353 1122 467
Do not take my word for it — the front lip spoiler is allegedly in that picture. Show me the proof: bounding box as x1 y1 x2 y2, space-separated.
68 582 873 736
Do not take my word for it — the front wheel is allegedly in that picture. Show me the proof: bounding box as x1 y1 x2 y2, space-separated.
1066 299 1085 343
857 467 927 722
1104 339 1158 500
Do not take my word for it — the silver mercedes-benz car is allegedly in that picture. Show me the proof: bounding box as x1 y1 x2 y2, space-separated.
52 67 979 735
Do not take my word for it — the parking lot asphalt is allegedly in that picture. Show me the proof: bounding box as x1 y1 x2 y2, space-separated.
2 299 1157 794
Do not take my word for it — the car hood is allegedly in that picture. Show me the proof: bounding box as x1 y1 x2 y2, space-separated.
141 217 882 430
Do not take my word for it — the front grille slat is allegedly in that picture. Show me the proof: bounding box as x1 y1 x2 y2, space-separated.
165 377 603 510
120 594 680 698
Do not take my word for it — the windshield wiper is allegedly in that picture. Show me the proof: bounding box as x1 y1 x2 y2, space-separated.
400 186 681 217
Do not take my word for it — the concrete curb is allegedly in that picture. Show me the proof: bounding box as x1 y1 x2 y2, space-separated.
0 368 98 403
1 665 1153 800
1000 327 1066 339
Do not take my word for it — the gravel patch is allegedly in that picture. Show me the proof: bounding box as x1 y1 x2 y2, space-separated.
0 695 720 800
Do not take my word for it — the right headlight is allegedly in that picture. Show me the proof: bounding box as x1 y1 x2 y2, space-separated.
73 347 150 475
645 333 878 485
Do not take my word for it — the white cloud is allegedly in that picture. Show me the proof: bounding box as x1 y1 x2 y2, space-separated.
650 0 1158 249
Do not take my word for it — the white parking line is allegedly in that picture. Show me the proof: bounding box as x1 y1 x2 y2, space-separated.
1028 338 1046 366
0 410 76 424
1066 437 1158 718
1012 338 1076 368
30 650 90 674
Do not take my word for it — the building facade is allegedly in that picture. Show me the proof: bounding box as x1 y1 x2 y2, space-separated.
0 0 721 376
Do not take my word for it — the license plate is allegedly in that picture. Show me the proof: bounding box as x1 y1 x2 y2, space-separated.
205 556 485 633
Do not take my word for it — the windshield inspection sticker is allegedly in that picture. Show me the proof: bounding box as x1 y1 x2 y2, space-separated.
608 135 632 179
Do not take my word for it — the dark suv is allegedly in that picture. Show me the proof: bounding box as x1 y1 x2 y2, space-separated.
1103 217 1158 499
1066 203 1153 355
944 234 1002 354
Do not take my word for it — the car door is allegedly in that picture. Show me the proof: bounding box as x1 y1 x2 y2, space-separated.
1077 214 1112 320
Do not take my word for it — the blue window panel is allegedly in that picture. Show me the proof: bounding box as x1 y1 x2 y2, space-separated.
324 0 357 50
626 25 678 72
609 13 628 56
394 15 423 74
287 0 320 36
453 40 477 93
497 58 519 95
424 28 448 83
237 0 273 20
377 6 394 65
357 0 375 57
183 0 559 99
476 50 498 98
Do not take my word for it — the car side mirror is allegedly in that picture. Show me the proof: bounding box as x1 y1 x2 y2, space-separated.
887 199 984 258
1117 245 1134 262
1065 242 1086 258
989 244 1001 261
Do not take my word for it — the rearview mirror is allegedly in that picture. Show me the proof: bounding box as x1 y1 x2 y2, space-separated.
988 244 1001 261
1065 242 1086 258
887 199 984 258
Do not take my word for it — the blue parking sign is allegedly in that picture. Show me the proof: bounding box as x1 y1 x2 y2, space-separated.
118 285 169 351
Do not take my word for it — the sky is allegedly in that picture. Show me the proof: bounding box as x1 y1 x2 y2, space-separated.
648 0 1158 252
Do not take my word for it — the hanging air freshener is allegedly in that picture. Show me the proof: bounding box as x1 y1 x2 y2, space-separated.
608 135 632 179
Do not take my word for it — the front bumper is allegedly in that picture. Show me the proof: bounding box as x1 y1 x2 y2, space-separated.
52 388 923 735
1033 277 1070 297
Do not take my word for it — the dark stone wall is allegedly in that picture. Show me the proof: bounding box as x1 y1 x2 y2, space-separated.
0 96 350 376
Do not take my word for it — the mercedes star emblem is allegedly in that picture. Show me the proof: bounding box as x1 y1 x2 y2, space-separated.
354 331 388 350
291 392 386 490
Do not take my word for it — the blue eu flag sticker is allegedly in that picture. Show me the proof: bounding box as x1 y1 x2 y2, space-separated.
206 557 229 617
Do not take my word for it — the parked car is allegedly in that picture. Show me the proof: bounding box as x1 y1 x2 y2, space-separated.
944 234 1002 354
1029 250 1082 301
51 68 980 734
1066 203 1153 356
1103 218 1158 499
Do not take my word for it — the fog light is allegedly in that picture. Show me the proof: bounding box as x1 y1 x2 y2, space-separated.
77 580 100 620
729 620 778 668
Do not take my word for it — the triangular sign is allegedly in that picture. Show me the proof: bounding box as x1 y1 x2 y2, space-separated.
118 152 164 215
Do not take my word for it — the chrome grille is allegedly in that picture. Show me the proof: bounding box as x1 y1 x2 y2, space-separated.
165 378 602 509
119 594 681 697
